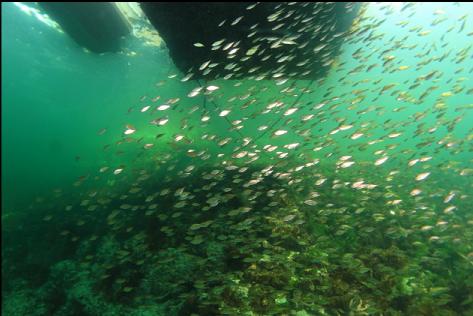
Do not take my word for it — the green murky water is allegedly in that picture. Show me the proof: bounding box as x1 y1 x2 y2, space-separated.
2 2 473 315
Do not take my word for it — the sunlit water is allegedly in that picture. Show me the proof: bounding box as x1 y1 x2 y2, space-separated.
2 2 472 315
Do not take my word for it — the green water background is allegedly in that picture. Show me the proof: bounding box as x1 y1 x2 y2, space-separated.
2 2 472 212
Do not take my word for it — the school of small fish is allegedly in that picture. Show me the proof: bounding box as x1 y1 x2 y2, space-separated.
4 2 473 315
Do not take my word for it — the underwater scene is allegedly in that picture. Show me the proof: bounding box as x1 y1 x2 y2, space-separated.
2 2 473 315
